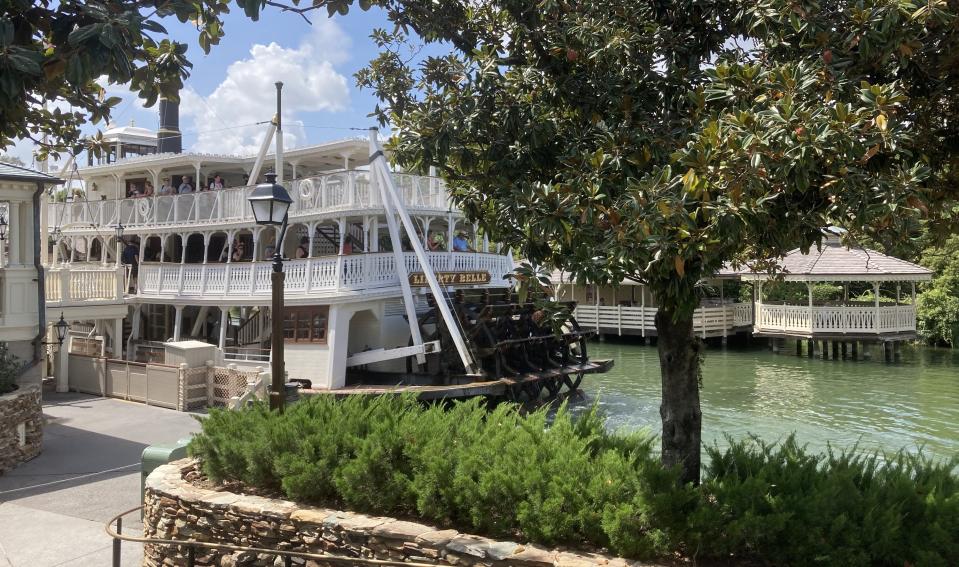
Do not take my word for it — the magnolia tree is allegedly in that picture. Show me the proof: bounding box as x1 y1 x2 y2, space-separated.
347 0 959 484
0 0 372 159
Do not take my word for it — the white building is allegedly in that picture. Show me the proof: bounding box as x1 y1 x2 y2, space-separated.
0 163 65 385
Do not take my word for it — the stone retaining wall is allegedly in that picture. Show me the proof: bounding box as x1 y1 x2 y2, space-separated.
0 386 42 474
145 459 654 566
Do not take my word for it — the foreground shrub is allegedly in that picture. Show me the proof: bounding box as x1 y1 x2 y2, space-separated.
189 395 683 554
690 436 959 567
189 396 959 565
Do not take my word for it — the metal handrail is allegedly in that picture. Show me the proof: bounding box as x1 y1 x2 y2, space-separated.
107 506 443 567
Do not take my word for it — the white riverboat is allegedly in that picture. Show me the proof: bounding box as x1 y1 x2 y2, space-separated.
43 99 609 400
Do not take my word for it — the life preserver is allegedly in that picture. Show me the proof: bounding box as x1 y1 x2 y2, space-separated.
136 199 151 217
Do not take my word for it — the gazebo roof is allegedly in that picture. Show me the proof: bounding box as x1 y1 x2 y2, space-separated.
738 236 932 282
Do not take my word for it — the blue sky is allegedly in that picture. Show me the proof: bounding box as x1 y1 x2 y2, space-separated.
10 5 431 165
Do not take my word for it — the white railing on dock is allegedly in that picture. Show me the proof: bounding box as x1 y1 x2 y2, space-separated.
573 303 753 337
45 266 125 305
137 252 512 300
50 172 455 230
755 304 915 334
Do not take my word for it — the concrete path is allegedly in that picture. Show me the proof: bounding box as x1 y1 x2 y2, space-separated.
0 393 202 566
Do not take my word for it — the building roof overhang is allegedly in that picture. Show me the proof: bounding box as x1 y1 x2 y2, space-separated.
0 162 63 184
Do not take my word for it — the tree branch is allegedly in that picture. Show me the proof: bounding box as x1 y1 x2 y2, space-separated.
263 1 322 24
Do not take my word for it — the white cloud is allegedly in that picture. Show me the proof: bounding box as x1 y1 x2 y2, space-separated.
182 18 352 155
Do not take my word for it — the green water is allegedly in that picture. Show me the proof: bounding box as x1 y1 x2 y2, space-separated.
572 339 959 459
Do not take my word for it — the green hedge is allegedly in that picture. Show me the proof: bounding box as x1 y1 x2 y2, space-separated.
189 396 959 566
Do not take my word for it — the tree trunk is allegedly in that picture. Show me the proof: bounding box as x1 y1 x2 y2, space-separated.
655 309 702 485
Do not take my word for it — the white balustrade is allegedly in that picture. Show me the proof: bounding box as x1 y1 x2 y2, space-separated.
755 303 916 334
572 303 752 336
45 266 124 305
49 171 456 231
136 252 512 300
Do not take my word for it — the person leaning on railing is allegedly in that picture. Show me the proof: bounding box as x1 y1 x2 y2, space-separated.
157 178 174 196
452 231 474 252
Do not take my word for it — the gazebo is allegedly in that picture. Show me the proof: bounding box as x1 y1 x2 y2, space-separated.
738 231 932 360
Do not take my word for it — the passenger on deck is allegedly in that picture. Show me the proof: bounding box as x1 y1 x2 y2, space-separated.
209 174 224 190
452 231 474 252
178 176 194 194
158 178 174 196
142 181 154 198
428 231 446 251
231 240 246 262
296 237 309 259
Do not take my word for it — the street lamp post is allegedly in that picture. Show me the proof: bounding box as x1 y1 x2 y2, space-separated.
113 223 124 266
247 172 292 411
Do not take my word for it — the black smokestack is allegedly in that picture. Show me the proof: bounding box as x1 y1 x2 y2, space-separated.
157 97 181 154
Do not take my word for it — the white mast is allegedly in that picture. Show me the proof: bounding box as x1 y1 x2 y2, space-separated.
368 128 478 374
274 82 283 182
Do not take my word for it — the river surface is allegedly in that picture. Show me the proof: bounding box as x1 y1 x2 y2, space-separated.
571 339 959 459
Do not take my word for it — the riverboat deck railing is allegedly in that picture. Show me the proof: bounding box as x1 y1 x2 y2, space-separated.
49 171 455 231
136 251 513 300
754 303 916 335
573 303 752 337
45 265 125 305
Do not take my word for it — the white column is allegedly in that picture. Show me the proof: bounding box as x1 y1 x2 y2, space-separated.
371 219 379 252
447 213 454 253
873 282 881 332
202 232 212 264
220 231 231 264
56 336 70 393
21 200 32 263
218 308 228 350
113 318 123 358
324 305 350 389
420 216 433 247
139 234 148 265
8 202 20 264
306 223 316 258
173 305 183 341
338 217 346 254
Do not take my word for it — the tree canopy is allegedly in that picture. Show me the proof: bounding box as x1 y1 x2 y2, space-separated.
0 0 371 160
351 0 959 482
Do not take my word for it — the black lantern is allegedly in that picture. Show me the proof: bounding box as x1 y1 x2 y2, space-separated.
53 313 69 345
41 313 70 350
113 222 124 240
247 172 292 226
0 213 7 241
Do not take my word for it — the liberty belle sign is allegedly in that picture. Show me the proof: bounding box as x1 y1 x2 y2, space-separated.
409 271 491 287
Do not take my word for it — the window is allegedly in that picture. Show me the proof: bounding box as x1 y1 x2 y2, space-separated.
283 306 329 343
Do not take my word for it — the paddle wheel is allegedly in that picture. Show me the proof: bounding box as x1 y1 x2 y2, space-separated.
399 289 613 402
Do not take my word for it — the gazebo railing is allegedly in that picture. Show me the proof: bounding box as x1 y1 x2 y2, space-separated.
756 304 915 334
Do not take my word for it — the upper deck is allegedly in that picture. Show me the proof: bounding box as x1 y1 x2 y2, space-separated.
49 170 457 234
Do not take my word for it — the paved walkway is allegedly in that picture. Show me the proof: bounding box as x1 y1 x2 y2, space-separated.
0 393 201 566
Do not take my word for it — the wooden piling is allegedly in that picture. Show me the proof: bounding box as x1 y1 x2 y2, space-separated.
841 342 848 359
831 341 839 360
